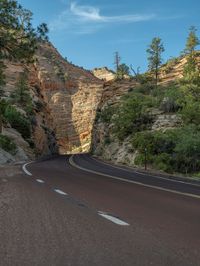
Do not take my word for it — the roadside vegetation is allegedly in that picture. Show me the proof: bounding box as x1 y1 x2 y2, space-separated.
98 26 200 175
0 0 48 149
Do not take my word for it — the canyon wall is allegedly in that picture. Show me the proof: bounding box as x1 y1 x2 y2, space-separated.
34 43 104 154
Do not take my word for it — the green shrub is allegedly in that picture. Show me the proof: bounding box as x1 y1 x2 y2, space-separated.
132 126 200 173
153 153 173 172
4 106 31 139
0 134 17 155
100 105 116 123
104 136 111 145
0 99 9 114
180 101 200 125
112 93 155 140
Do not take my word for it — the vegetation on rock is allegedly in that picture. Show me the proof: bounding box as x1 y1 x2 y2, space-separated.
97 27 200 175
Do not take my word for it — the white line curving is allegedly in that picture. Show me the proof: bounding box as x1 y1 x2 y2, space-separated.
22 162 33 176
69 155 200 200
91 156 200 188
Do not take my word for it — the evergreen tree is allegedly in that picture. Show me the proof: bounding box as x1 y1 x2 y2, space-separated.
183 26 200 84
0 0 48 132
116 63 130 80
184 26 200 54
147 37 165 87
10 70 32 110
37 23 49 42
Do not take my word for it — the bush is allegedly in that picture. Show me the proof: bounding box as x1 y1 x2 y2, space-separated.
180 101 200 125
132 126 200 174
112 93 155 140
0 134 17 155
100 105 116 123
4 106 31 139
158 85 182 113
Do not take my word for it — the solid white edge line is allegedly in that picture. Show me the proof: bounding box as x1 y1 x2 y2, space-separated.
92 156 200 188
36 179 45 184
54 189 68 196
22 162 33 176
98 212 129 226
69 155 200 200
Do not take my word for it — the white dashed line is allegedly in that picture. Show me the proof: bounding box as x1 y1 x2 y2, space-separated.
22 162 33 176
36 179 45 184
54 189 68 196
98 212 129 226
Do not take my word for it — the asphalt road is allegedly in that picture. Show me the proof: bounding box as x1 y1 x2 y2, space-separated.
1 154 200 266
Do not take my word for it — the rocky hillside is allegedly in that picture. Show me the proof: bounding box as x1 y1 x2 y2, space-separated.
2 60 58 163
1 42 105 163
2 41 200 168
91 52 200 175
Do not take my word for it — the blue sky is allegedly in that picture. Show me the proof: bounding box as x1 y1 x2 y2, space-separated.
18 0 200 72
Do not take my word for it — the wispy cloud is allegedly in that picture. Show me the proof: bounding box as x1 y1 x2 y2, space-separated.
50 2 156 34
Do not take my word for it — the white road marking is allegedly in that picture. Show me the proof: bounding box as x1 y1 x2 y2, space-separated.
98 212 129 226
22 162 33 176
92 156 200 187
69 155 200 200
36 179 45 184
54 189 68 196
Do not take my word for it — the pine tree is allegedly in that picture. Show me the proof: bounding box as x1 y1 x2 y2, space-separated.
0 0 48 132
116 64 130 80
147 37 165 87
10 70 32 108
183 26 200 84
184 26 200 54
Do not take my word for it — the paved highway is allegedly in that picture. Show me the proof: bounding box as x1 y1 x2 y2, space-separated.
1 154 200 265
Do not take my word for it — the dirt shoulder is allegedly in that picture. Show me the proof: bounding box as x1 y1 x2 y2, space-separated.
0 164 23 179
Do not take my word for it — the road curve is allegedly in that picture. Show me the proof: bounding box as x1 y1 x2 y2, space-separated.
1 154 200 265
71 153 200 198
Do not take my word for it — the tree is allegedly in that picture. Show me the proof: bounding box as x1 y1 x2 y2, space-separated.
10 70 32 111
114 51 121 72
147 37 165 87
37 23 49 42
183 26 200 84
0 0 48 132
116 63 130 80
184 26 200 54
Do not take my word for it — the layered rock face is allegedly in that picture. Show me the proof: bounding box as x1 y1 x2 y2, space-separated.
92 80 138 162
3 60 58 159
34 43 103 154
92 67 115 81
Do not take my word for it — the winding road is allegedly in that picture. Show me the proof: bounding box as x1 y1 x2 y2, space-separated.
1 154 200 265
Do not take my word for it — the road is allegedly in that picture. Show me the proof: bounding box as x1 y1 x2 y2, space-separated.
1 154 200 266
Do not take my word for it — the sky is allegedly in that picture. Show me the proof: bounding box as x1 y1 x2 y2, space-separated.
18 0 200 72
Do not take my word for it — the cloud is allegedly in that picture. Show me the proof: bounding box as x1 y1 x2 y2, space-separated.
70 2 103 21
70 2 155 23
49 2 156 34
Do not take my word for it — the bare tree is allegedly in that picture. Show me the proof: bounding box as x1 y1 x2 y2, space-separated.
114 52 121 72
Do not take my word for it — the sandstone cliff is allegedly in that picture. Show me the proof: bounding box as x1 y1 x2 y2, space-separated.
1 42 104 162
92 67 115 81
2 42 200 164
35 43 103 154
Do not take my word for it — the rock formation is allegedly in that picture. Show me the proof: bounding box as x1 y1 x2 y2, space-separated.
2 41 200 164
92 67 115 81
34 43 103 154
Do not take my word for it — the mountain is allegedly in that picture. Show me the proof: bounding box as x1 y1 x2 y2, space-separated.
1 41 200 175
